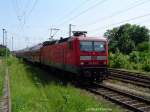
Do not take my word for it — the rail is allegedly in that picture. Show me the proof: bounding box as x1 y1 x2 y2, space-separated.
108 68 150 88
85 83 150 112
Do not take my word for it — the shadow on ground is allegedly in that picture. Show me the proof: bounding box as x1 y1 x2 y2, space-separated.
23 61 74 87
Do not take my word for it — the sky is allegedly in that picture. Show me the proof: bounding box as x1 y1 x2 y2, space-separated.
0 0 150 50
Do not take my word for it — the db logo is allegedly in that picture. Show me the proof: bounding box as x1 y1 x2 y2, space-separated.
92 56 97 60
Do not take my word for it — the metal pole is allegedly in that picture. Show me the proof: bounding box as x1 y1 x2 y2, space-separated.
2 29 5 46
69 24 71 37
69 24 76 37
5 30 7 63
50 28 52 39
149 34 150 53
12 36 13 51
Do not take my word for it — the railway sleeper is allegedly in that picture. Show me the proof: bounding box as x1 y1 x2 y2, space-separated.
97 90 118 97
110 72 150 83
103 93 117 97
123 100 137 104
109 76 150 87
117 98 132 102
138 106 150 111
131 103 145 107
110 95 125 100
111 70 150 79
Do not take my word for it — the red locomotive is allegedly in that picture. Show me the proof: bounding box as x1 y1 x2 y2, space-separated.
16 31 108 82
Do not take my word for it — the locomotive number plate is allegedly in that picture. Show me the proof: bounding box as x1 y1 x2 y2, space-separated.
91 56 97 60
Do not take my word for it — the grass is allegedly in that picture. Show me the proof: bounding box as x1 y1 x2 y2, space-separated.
8 57 124 112
0 57 5 97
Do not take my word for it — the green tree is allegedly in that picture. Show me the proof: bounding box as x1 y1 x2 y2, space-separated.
137 41 150 52
104 24 150 54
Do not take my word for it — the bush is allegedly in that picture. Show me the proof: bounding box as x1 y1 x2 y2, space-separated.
142 61 150 72
0 47 10 57
108 52 114 67
109 52 129 68
137 41 150 52
129 51 140 63
109 51 150 72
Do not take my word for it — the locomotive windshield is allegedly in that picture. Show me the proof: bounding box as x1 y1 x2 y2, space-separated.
80 41 105 52
80 41 93 51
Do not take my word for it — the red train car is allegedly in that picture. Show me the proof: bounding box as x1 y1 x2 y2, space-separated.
16 44 42 63
16 31 108 82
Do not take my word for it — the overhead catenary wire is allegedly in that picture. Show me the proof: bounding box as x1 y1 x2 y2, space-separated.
49 0 92 38
11 0 39 30
22 0 31 24
134 17 150 25
57 0 108 27
26 0 39 20
10 0 39 50
89 12 150 32
79 0 150 27
11 0 26 34
21 0 39 28
11 0 22 22
23 0 31 13
55 0 92 23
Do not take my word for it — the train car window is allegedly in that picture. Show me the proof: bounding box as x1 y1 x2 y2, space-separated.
68 41 73 49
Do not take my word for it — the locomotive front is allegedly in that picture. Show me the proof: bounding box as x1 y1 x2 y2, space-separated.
76 34 108 82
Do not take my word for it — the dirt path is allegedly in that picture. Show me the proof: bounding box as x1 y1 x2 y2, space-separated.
0 68 11 112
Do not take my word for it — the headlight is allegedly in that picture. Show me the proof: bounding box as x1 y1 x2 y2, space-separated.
80 62 84 65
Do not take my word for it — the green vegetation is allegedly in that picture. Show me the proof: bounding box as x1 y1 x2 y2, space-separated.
105 23 150 72
104 23 149 54
0 58 5 97
0 45 10 97
0 45 10 57
109 51 150 72
8 57 123 112
0 46 10 97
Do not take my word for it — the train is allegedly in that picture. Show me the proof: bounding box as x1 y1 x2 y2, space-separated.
15 31 108 82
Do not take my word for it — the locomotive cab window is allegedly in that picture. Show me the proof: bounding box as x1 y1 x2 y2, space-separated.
94 41 105 52
80 41 105 52
80 41 93 51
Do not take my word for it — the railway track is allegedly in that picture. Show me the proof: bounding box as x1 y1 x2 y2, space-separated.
86 83 150 112
108 68 150 88
0 68 11 112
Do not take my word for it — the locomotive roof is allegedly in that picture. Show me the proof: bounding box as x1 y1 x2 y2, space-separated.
76 35 107 41
43 35 107 46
